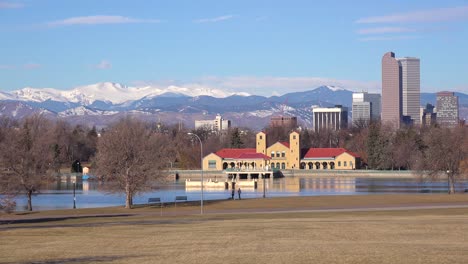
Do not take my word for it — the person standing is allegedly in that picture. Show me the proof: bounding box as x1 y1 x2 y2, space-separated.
237 188 242 200
231 188 235 200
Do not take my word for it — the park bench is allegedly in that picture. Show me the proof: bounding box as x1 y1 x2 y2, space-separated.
174 195 187 209
148 197 163 215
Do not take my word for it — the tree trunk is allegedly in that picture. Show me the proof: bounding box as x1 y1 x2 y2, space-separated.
125 183 133 209
448 174 456 194
27 190 33 211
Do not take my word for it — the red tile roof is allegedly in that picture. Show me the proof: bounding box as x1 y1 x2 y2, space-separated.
215 148 257 159
279 141 290 148
303 148 360 158
237 153 271 160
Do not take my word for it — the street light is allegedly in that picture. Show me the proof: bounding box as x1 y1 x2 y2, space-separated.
263 165 269 198
72 178 76 209
188 132 204 214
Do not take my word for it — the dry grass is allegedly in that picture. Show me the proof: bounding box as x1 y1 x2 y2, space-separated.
1 195 468 264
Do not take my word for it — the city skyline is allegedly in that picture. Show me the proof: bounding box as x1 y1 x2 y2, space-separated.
1 1 468 96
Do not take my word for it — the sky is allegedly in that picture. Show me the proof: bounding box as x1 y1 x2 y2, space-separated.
0 0 468 96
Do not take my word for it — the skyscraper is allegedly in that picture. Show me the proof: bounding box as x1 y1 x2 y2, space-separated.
381 52 420 128
381 52 402 128
436 92 459 128
352 92 381 125
398 57 421 125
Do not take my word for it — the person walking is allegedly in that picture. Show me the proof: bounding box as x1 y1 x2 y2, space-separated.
231 188 235 200
237 188 242 200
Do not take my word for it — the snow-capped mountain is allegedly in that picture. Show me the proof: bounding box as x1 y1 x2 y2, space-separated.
1 83 467 130
8 82 251 105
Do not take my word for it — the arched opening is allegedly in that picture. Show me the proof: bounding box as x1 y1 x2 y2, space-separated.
230 162 235 168
300 162 306 169
281 163 286 169
330 162 335 169
315 162 320 169
322 162 328 169
308 162 313 170
223 162 228 170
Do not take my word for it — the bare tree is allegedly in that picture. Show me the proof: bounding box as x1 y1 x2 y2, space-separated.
94 117 171 208
421 126 467 194
0 115 54 211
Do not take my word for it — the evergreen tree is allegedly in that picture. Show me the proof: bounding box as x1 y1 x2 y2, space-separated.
230 128 243 148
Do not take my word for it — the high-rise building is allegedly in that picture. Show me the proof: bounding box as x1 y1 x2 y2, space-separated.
398 57 421 125
422 103 436 127
381 52 402 128
436 92 459 128
352 92 381 125
195 114 231 131
381 52 420 128
312 105 348 131
270 116 298 128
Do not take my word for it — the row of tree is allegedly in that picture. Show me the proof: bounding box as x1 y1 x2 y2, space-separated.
0 115 467 211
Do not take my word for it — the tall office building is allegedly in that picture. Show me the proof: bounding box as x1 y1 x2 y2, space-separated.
352 92 381 125
312 105 348 132
436 92 459 128
398 57 420 125
381 52 420 128
381 52 402 128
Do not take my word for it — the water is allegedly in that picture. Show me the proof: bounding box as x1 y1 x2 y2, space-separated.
9 177 468 211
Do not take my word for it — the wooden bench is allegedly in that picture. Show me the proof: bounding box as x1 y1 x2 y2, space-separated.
174 196 187 209
148 197 163 215
148 197 161 204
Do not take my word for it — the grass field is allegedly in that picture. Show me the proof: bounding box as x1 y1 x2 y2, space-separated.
1 194 468 264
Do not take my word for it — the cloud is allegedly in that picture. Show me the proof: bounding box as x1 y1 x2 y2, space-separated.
93 60 112 70
358 35 421 42
194 15 235 23
47 15 160 26
0 1 24 9
357 27 415 35
23 63 41 69
356 6 468 24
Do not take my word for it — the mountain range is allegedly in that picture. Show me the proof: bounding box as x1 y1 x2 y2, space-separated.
0 82 467 130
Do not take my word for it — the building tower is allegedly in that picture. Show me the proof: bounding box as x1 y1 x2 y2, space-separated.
352 92 381 125
436 91 459 128
312 105 348 131
256 131 267 155
398 57 421 125
381 52 402 129
288 131 300 169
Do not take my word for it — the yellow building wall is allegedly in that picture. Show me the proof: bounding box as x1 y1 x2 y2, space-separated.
256 132 266 155
267 142 290 169
202 153 223 171
288 131 300 169
334 152 357 170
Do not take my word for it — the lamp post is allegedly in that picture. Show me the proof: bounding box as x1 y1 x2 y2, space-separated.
188 132 204 214
72 179 76 209
263 165 269 198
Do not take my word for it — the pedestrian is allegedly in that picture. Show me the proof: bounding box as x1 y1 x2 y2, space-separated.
237 188 242 200
231 188 235 200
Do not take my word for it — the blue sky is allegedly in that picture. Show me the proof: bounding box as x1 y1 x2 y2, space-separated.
1 0 467 95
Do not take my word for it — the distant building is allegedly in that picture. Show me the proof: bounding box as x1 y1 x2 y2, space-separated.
270 116 298 128
352 92 381 125
202 131 360 171
381 52 420 128
195 114 231 131
312 105 348 131
422 103 436 127
436 92 459 128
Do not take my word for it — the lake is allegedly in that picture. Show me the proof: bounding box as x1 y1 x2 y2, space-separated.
10 176 468 211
